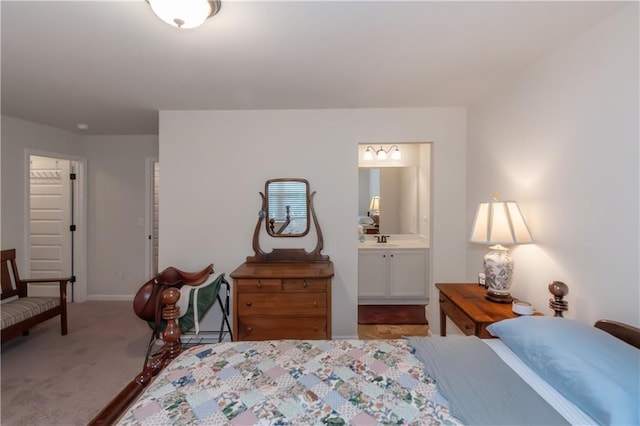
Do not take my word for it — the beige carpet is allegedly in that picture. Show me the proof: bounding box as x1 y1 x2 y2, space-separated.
1 301 150 425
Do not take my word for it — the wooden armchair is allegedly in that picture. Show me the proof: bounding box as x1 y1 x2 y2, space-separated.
1 248 70 343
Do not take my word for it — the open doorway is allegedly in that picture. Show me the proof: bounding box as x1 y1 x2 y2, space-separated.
356 143 432 338
146 158 159 279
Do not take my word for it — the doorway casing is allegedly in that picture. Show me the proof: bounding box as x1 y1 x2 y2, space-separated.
24 149 88 302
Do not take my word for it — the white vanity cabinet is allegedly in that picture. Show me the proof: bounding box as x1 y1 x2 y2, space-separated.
358 247 428 302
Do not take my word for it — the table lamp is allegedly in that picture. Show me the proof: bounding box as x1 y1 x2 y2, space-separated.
369 196 380 226
470 194 533 303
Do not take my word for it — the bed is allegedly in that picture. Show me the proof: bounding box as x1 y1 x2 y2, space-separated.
90 287 640 426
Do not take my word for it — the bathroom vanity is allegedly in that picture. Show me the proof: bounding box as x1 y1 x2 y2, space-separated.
358 237 429 304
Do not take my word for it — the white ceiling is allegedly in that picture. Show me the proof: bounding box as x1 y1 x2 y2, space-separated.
1 1 625 135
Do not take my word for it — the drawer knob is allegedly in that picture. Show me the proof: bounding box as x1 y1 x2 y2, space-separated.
313 301 318 307
247 327 252 332
303 281 308 288
246 302 252 307
256 281 262 288
313 327 318 331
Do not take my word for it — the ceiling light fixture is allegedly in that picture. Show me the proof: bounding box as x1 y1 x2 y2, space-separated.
147 0 221 29
363 145 402 161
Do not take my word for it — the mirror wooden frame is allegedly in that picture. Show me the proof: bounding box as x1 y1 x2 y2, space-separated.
247 178 329 263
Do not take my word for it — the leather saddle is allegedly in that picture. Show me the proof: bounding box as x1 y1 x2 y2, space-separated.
133 264 214 335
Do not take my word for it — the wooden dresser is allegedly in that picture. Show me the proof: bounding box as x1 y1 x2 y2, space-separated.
230 261 334 341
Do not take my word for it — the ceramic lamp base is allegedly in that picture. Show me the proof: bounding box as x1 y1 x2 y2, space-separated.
483 244 514 304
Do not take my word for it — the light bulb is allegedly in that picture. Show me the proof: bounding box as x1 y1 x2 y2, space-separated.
391 147 401 160
148 0 213 29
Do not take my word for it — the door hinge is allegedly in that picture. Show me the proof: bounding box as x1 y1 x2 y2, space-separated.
69 275 76 283
70 224 76 232
70 173 77 180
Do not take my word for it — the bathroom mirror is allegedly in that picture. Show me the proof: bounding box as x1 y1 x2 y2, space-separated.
358 167 418 234
265 178 310 237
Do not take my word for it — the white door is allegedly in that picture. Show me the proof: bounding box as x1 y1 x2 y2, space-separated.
29 155 73 298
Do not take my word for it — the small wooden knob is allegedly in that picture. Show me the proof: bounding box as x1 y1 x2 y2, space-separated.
256 281 263 288
247 327 252 332
313 301 318 307
246 302 252 307
313 327 318 331
303 281 308 288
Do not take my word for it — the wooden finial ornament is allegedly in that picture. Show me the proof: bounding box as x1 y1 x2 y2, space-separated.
161 287 182 361
548 281 569 317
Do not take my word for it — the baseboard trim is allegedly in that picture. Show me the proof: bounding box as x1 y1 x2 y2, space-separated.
86 295 134 301
332 334 358 340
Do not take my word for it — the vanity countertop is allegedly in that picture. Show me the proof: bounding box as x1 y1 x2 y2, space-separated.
358 238 429 250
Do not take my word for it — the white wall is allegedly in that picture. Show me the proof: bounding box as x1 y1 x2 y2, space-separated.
1 116 158 301
1 116 84 263
159 108 467 338
85 135 159 298
467 4 639 326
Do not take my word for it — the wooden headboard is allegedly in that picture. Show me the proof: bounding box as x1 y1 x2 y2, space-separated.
595 320 640 349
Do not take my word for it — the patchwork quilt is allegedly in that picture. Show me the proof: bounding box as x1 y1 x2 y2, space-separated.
117 339 461 425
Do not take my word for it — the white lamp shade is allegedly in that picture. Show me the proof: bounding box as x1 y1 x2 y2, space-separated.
369 196 380 212
148 0 215 29
470 200 533 245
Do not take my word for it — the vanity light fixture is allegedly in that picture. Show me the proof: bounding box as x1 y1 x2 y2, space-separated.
147 0 221 29
470 193 533 303
363 145 402 161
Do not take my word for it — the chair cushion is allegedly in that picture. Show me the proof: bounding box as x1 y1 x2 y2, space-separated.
1 297 60 329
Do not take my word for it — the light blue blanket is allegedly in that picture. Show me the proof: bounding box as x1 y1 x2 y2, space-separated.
408 336 570 426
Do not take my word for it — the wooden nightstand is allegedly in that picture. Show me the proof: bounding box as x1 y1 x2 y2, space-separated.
436 283 536 338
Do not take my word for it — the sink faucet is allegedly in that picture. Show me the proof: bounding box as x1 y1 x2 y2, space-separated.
376 235 389 243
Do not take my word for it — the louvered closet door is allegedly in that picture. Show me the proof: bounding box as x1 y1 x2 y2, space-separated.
29 155 72 297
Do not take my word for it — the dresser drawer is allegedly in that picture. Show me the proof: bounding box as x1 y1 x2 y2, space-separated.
238 316 327 340
238 292 327 316
236 278 328 292
439 295 475 336
236 279 282 292
282 278 328 291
